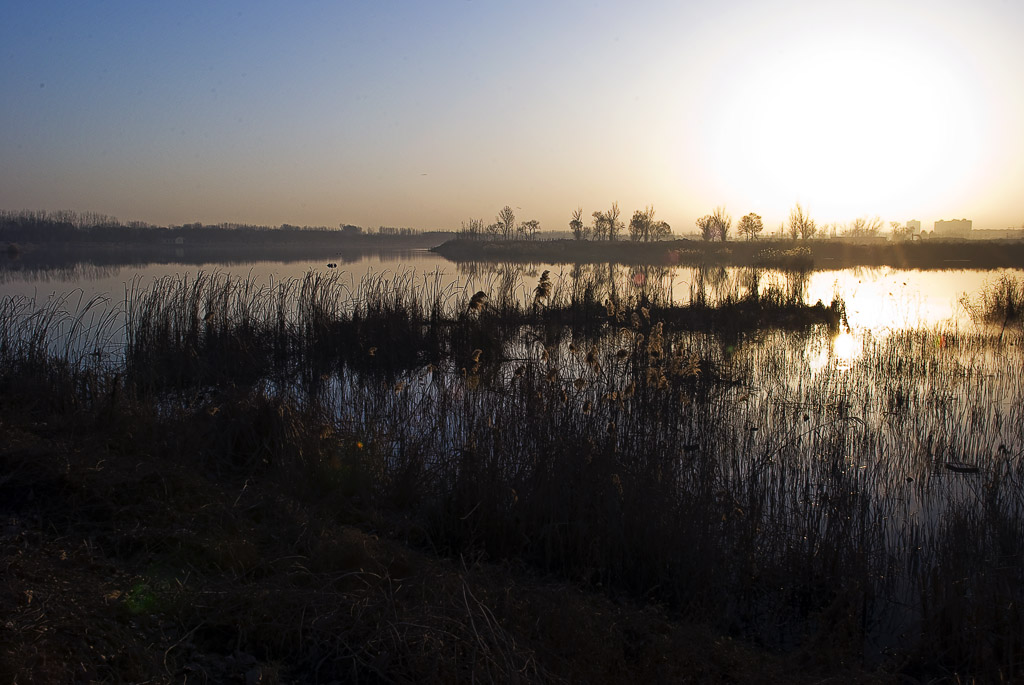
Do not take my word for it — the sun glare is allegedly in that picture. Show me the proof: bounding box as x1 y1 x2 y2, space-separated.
807 330 862 373
833 331 859 365
708 33 986 220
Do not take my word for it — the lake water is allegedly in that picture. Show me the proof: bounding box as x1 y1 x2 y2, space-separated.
4 248 1022 658
1 249 1018 334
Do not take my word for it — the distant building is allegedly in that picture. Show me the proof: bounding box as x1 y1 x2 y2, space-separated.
933 219 972 237
906 220 921 233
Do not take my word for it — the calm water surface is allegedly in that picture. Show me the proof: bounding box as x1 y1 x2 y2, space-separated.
1 250 1020 335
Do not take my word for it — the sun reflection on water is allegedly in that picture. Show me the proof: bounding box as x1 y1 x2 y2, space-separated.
807 330 862 373
833 331 859 364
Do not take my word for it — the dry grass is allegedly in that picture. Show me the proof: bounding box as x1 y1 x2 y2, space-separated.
0 382 864 684
961 274 1024 338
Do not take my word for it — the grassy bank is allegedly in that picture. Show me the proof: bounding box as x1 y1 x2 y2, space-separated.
3 269 1023 682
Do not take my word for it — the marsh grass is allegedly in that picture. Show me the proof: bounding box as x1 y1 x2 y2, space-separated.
119 267 842 396
0 290 121 420
961 275 1024 341
3 267 1023 680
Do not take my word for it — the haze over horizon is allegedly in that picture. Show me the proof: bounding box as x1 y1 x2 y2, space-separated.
3 0 1023 234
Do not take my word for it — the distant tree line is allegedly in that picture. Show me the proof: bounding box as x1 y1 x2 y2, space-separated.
690 203 916 243
458 201 1016 245
458 206 541 240
0 210 439 246
458 203 675 243
572 202 671 242
693 203 815 242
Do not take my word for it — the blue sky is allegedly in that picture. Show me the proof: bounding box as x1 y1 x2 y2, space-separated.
2 0 1023 232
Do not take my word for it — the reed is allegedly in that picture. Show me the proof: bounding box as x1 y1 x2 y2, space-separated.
3 267 1022 680
961 274 1024 337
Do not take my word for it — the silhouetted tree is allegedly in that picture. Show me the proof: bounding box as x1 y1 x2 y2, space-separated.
737 213 764 241
696 214 717 241
713 207 731 242
592 211 606 240
570 208 586 240
608 202 623 241
843 216 882 237
891 221 915 240
696 207 731 241
626 206 671 241
521 219 540 240
789 203 815 240
460 218 485 239
593 202 623 241
629 207 653 241
496 205 516 240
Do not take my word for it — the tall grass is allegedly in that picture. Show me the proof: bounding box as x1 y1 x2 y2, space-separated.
1 289 120 415
961 274 1024 339
4 267 1022 679
120 267 841 394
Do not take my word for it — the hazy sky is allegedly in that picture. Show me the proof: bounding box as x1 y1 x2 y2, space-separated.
2 0 1023 233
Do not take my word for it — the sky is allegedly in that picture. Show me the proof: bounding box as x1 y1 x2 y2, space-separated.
2 0 1023 234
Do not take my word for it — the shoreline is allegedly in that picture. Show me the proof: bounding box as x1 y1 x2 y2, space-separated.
430 237 1024 269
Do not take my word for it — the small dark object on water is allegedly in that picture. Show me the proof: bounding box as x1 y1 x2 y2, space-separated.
945 461 980 474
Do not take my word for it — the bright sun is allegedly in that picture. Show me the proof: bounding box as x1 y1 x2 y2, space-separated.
708 33 986 220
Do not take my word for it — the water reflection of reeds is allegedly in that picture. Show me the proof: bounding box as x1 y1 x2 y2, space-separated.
0 245 431 277
0 260 121 285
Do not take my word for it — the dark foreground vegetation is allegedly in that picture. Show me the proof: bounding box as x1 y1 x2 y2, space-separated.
2 374 816 683
432 236 1024 269
2 268 1023 682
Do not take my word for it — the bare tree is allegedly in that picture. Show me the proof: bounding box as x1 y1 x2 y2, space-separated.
606 202 623 241
843 216 882 238
628 206 670 241
737 213 764 241
629 209 647 242
521 219 540 240
696 214 717 241
496 205 516 240
788 219 799 241
570 208 585 240
460 218 485 239
713 206 731 242
789 203 816 240
696 207 731 241
592 202 623 241
592 211 607 240
629 206 657 241
891 221 916 241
